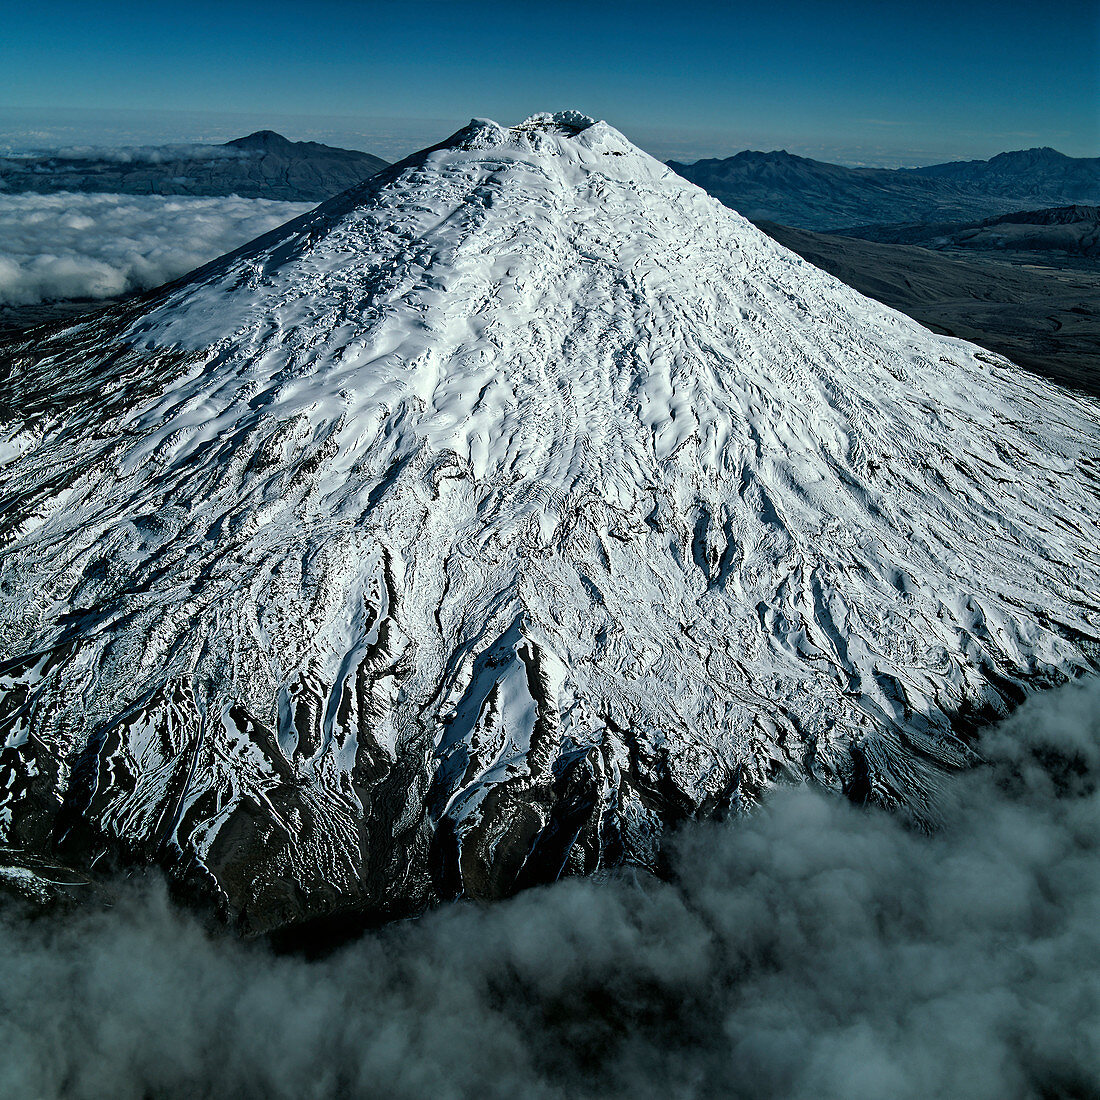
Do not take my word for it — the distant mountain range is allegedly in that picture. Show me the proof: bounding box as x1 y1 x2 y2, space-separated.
0 130 389 202
902 148 1100 193
7 135 1096 231
837 205 1100 258
670 148 1100 231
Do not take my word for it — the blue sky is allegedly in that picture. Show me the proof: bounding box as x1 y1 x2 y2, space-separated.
2 0 1096 165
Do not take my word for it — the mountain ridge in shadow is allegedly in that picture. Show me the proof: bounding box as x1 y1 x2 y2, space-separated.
671 147 1100 231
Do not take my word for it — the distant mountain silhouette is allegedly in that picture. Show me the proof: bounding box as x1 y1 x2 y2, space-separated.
671 148 1100 231
224 129 300 151
0 132 389 203
906 148 1098 186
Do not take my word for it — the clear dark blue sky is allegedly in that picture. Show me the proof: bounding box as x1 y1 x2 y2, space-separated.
2 0 1096 164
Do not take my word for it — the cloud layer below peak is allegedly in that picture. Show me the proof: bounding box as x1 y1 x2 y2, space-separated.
2 677 1099 1100
0 191 312 307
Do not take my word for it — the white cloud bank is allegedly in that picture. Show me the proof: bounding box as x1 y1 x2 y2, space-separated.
1 676 1098 1099
0 192 313 306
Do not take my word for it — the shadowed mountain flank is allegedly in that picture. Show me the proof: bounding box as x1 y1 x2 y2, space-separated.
839 205 1100 258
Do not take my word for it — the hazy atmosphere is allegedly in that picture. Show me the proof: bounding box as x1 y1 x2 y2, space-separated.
1 2 1098 1098
2 0 1096 164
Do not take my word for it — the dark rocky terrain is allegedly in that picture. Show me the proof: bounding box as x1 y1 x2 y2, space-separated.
671 148 1100 231
839 205 1100 258
0 130 388 202
757 220 1100 397
0 297 124 337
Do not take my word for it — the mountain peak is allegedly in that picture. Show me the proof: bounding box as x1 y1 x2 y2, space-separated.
516 109 598 134
4 113 1099 932
989 146 1069 165
432 111 639 162
224 129 295 152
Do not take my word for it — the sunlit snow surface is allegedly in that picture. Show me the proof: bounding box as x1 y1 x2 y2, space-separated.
1 112 1098 931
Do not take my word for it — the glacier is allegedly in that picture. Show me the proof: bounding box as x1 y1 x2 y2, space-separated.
1 111 1098 933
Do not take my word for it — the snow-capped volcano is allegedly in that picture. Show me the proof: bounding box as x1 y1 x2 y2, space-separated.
2 111 1098 932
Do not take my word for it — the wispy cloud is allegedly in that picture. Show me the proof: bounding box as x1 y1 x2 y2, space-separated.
4 144 250 165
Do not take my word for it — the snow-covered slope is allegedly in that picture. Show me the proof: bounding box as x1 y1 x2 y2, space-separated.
2 112 1099 932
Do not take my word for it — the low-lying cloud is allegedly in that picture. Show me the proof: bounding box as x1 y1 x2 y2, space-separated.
2 676 1098 1100
0 192 312 306
5 144 250 165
